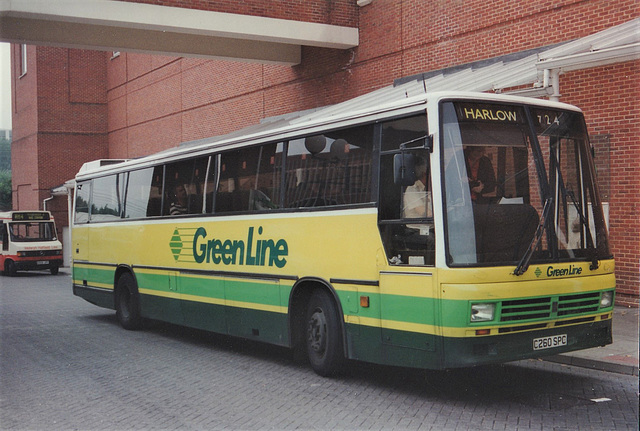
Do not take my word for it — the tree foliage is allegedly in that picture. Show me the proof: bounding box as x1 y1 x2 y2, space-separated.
0 137 10 171
0 169 11 210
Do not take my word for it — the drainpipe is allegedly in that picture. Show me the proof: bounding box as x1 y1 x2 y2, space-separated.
549 69 561 102
43 196 53 211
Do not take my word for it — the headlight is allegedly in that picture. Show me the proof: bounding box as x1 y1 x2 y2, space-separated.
471 303 496 322
17 251 26 257
600 291 613 308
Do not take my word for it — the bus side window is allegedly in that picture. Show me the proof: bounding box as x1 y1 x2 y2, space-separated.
124 167 163 219
283 124 373 208
164 158 209 216
216 143 282 213
1 222 7 251
74 181 91 224
378 114 435 266
92 174 123 221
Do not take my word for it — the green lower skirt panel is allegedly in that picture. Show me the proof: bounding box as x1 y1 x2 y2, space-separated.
73 284 114 310
346 323 442 369
140 293 290 347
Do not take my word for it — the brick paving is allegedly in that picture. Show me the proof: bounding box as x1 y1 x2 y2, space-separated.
1 271 638 430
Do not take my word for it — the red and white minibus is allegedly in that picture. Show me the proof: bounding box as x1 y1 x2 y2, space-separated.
0 211 63 276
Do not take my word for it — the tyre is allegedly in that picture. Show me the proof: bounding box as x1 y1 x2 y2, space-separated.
115 272 142 330
4 260 16 277
305 290 345 376
50 266 59 275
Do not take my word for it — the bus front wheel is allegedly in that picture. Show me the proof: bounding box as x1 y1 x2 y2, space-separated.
4 260 16 277
305 290 344 376
115 273 142 330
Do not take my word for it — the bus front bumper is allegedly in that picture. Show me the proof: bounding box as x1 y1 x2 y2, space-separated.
441 318 613 368
14 258 63 271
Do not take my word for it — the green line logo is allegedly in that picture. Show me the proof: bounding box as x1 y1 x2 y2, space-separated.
169 226 289 268
169 228 198 263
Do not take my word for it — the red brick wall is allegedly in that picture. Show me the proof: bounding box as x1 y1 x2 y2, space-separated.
11 46 108 240
11 44 39 210
561 61 640 306
398 0 638 74
35 48 109 208
11 45 38 142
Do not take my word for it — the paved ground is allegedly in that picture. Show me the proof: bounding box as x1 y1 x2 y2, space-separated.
1 270 638 430
548 305 638 376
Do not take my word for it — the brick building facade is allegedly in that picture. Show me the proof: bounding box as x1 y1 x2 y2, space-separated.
10 0 638 305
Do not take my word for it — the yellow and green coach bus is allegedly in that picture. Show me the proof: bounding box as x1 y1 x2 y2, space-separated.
72 91 614 376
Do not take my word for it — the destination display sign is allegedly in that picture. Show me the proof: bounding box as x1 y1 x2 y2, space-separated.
12 212 50 221
455 102 525 124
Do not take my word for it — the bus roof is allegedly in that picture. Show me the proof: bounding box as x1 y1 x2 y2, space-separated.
75 89 581 180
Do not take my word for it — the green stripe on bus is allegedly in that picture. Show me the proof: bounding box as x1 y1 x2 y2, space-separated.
73 265 114 288
137 271 284 309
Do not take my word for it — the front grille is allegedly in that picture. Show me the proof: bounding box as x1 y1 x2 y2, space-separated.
500 297 551 322
499 292 601 323
22 250 60 257
557 292 600 316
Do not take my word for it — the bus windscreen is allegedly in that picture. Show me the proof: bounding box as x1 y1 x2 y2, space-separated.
441 101 610 269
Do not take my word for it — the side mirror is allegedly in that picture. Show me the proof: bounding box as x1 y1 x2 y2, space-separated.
394 153 416 186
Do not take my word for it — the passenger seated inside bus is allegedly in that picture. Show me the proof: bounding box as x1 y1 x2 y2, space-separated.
445 142 541 264
379 151 435 266
464 146 496 204
169 184 188 215
402 156 431 220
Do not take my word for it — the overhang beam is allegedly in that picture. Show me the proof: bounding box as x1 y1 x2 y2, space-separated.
0 0 359 65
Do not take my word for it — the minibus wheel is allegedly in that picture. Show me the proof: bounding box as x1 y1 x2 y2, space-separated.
305 290 344 376
115 272 142 330
50 266 59 275
4 260 16 277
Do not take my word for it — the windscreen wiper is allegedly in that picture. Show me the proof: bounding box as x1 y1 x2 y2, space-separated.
566 189 599 270
514 198 552 276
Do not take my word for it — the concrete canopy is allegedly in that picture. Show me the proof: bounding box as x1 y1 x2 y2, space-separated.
0 0 359 65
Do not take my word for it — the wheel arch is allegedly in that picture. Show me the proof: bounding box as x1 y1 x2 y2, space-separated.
288 277 348 358
113 264 137 306
113 264 143 330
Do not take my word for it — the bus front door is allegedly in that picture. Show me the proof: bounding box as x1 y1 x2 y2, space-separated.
379 271 437 367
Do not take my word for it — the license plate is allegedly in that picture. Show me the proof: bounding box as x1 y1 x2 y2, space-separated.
37 260 49 265
533 334 567 351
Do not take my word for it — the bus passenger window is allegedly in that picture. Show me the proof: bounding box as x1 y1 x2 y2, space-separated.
91 174 124 221
164 157 208 216
124 167 163 219
74 181 91 224
0 223 7 251
216 144 282 213
283 125 373 208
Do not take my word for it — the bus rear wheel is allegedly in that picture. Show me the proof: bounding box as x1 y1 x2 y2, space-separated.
115 272 142 330
305 290 344 376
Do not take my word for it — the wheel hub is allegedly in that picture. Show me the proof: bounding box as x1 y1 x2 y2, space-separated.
308 309 327 354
